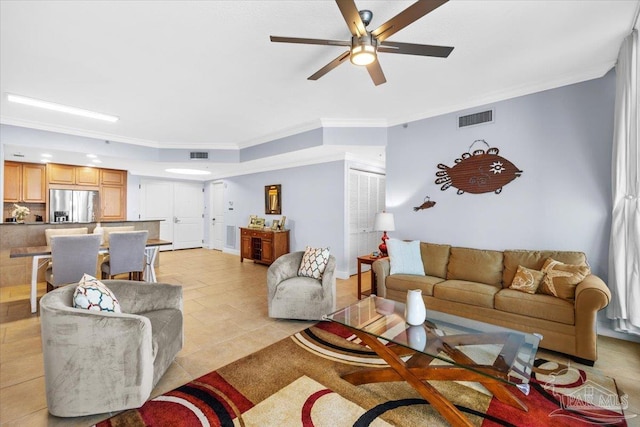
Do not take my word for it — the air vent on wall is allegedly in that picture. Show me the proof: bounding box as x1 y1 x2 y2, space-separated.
458 109 494 128
190 151 209 160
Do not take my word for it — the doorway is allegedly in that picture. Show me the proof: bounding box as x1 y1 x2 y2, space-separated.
348 169 386 275
208 181 224 250
139 179 204 250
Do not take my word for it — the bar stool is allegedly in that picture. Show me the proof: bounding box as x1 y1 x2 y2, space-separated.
45 234 101 292
101 231 148 280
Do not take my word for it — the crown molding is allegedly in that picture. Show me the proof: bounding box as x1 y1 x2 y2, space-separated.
320 118 388 128
0 116 241 150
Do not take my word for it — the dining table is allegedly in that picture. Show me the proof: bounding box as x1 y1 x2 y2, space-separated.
10 239 172 313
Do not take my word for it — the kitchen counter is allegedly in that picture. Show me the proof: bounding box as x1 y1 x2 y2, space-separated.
0 220 162 288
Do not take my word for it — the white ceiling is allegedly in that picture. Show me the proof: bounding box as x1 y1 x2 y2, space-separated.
1 0 639 179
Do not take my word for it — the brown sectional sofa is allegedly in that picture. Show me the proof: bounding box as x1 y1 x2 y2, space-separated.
372 243 611 365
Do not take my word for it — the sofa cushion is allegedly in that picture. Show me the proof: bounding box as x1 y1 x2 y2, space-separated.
539 258 591 300
420 242 451 278
495 289 575 325
502 250 587 288
433 280 500 308
447 247 503 287
388 239 425 276
509 265 544 294
386 274 444 297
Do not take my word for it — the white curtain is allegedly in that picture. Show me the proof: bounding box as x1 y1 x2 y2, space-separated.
607 30 640 336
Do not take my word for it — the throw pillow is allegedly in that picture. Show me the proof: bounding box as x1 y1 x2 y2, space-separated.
73 274 122 313
509 265 544 294
387 239 425 276
298 247 330 279
539 258 591 300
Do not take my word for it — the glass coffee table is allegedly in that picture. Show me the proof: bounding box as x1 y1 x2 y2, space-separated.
323 296 541 427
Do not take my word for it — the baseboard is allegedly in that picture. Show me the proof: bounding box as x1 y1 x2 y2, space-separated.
224 248 240 256
335 270 350 280
597 320 640 343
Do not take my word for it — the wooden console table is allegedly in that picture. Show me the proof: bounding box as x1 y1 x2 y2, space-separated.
240 227 289 265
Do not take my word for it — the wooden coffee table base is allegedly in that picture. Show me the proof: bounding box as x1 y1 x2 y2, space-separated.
342 327 528 427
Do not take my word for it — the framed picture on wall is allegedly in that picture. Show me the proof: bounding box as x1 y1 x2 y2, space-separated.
265 184 281 215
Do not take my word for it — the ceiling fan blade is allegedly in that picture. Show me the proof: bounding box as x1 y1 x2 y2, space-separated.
308 50 351 81
336 0 367 37
366 61 387 86
378 41 453 58
270 36 350 47
372 0 449 43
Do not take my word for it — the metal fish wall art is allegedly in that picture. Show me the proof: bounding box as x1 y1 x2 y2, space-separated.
414 196 436 211
435 140 523 195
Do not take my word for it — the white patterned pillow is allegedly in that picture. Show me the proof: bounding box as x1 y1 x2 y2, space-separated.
298 247 330 279
73 274 122 313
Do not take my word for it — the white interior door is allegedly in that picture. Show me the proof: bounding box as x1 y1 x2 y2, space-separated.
140 180 174 251
348 169 386 275
209 182 224 250
173 182 204 250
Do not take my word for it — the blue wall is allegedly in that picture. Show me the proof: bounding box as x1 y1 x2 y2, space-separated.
222 160 348 274
386 71 616 279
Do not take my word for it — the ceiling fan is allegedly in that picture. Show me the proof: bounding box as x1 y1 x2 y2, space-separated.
270 0 454 86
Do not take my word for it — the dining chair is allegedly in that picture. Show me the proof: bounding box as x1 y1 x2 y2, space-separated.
45 234 101 292
44 227 88 246
101 230 149 280
102 226 135 244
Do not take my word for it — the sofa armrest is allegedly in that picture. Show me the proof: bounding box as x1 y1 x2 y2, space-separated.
40 304 154 416
104 280 183 314
575 274 611 311
372 258 391 297
574 274 611 362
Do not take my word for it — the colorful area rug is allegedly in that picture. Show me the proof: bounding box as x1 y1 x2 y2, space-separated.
97 322 629 426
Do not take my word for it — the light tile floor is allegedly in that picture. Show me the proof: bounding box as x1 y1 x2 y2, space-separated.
1 248 638 426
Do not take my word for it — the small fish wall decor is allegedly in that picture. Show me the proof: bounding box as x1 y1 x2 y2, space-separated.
435 140 523 195
414 196 436 211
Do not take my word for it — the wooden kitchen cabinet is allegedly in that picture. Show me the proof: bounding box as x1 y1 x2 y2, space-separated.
100 185 126 221
75 167 100 186
100 169 126 185
239 227 289 265
47 163 76 185
3 161 46 203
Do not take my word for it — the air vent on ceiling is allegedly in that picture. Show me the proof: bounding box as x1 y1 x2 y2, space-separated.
12 153 25 158
190 151 209 160
458 109 494 128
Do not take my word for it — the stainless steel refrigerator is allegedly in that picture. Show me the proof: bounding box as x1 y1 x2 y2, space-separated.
49 189 100 223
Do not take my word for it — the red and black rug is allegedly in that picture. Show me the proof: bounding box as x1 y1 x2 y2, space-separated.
97 322 630 426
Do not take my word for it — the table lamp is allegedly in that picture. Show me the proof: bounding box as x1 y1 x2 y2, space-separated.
373 212 395 256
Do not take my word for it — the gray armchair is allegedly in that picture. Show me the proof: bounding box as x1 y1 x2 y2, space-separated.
39 280 183 417
267 251 336 320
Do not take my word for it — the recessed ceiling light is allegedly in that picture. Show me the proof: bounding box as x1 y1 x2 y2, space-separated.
41 153 52 158
86 154 97 158
7 93 119 122
92 159 102 163
41 159 50 163
165 168 211 176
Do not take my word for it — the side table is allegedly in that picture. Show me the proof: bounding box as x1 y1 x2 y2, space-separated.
357 255 387 299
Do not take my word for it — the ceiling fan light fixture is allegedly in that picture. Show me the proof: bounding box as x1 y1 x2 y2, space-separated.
350 35 377 66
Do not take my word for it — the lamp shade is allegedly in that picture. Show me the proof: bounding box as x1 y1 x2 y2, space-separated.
373 212 395 232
